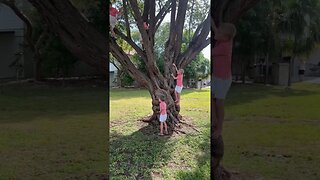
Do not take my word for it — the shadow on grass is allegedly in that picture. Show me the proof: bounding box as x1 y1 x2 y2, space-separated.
225 83 319 108
175 135 211 180
0 84 107 124
110 122 175 179
110 118 211 179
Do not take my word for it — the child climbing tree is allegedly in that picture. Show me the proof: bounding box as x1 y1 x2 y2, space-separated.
109 0 210 132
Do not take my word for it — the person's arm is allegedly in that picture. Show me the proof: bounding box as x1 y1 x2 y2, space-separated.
118 7 123 15
173 63 178 72
159 99 163 112
171 74 177 79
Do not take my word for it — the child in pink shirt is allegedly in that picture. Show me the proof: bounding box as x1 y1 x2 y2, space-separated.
171 63 184 105
109 3 122 37
158 96 168 136
212 20 236 139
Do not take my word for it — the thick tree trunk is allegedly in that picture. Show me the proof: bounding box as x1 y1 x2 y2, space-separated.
27 0 108 75
147 87 180 131
23 0 209 133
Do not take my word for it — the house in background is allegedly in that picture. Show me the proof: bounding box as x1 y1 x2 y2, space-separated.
109 63 118 87
0 2 33 80
305 48 320 76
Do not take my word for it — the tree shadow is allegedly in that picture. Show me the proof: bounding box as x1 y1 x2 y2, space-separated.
0 83 107 124
175 134 211 180
225 83 319 108
109 122 175 179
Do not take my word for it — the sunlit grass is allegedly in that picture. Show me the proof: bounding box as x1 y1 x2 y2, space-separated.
110 88 211 179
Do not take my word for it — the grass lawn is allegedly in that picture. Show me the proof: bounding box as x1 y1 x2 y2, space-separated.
0 84 107 179
110 82 320 180
224 82 320 179
110 88 211 179
1 81 318 179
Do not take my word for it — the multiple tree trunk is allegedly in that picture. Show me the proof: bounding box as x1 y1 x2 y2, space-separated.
110 0 210 129
20 0 209 129
2 0 263 178
26 0 109 75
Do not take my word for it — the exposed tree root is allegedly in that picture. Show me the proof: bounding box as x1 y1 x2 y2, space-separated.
138 115 199 136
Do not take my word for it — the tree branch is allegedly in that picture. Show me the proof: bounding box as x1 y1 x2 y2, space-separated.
179 13 211 68
109 38 153 90
155 0 171 31
27 0 108 74
173 0 189 61
122 0 131 39
114 28 147 63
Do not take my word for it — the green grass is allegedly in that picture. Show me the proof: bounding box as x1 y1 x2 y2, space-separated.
0 84 107 179
2 81 318 179
110 88 211 179
223 82 320 179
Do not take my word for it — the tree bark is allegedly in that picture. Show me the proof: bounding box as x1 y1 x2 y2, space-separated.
27 0 108 75
110 0 210 130
22 0 209 129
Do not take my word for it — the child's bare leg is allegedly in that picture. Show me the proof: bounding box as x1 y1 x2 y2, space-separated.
164 121 168 134
214 98 225 138
160 122 164 135
177 93 180 103
175 91 178 102
110 27 115 36
212 97 218 139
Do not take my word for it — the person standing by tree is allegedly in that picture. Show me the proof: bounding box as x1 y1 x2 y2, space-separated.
171 63 184 105
158 95 168 136
212 19 237 139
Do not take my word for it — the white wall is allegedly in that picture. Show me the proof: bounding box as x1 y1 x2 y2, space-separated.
0 4 24 32
109 63 118 72
0 4 26 79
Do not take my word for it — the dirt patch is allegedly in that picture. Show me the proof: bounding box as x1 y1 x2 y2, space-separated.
240 151 293 159
110 119 132 128
151 171 164 180
136 115 200 136
167 162 192 171
185 108 209 113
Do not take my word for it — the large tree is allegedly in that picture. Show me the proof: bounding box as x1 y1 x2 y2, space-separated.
26 0 109 75
25 0 210 130
109 0 210 128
